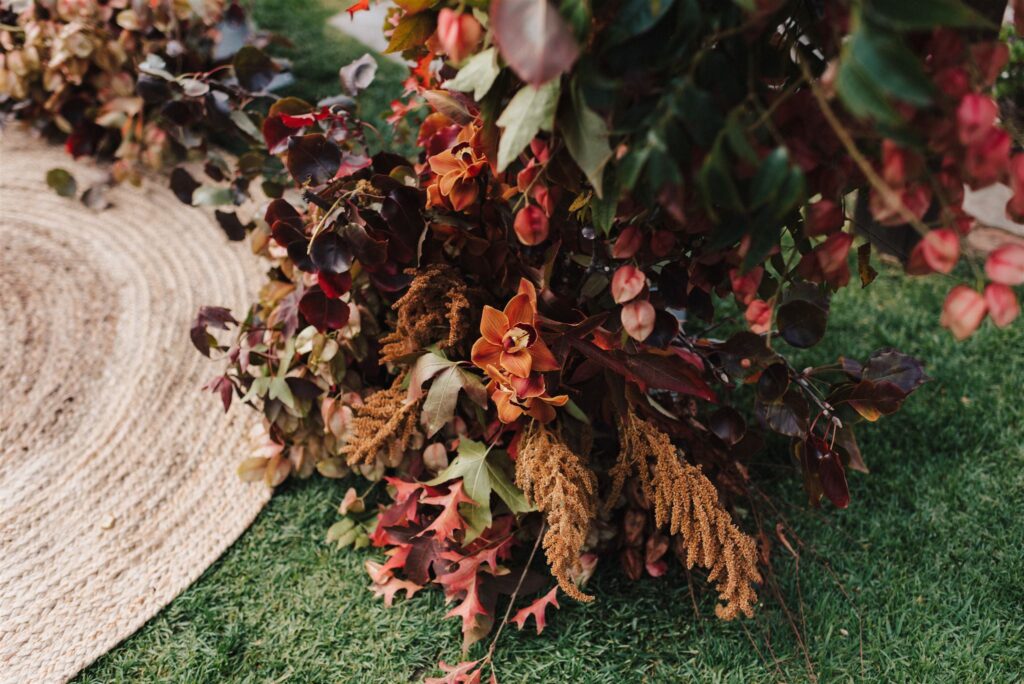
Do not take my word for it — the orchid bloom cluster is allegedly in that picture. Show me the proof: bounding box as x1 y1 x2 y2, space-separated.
471 279 566 423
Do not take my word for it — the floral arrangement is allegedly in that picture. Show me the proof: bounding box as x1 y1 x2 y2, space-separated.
6 0 1024 681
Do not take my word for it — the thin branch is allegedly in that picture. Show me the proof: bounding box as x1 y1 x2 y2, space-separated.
797 58 931 238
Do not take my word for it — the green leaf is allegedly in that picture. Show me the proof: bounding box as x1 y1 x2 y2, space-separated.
326 518 355 543
385 12 435 54
864 0 992 30
421 366 464 437
45 168 77 198
591 188 617 236
229 110 262 140
559 83 612 197
563 397 590 423
240 375 271 404
836 53 901 126
446 48 501 101
408 351 457 401
268 376 296 410
609 0 677 42
848 28 934 107
697 138 744 215
458 367 490 407
496 80 561 172
750 148 791 208
192 185 234 207
559 0 592 41
429 439 533 537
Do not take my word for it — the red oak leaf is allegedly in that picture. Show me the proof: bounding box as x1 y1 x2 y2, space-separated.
369 575 423 607
510 586 560 634
420 481 476 541
445 572 488 634
425 660 492 684
346 0 369 19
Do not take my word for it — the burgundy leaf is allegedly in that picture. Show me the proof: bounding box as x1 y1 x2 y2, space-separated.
861 348 929 395
262 116 294 155
299 287 350 332
318 271 352 298
340 222 389 266
756 362 790 401
807 437 850 509
170 167 200 204
233 45 277 91
214 210 247 241
708 407 746 445
625 352 717 402
310 230 353 274
776 299 828 348
755 388 809 437
286 134 341 186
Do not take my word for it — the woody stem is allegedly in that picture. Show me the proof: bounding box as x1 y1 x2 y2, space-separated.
483 519 547 668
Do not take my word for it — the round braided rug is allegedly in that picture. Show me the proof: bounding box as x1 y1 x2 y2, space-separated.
0 131 271 683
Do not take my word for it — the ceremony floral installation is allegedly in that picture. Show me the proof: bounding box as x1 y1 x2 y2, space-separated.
4 0 1023 681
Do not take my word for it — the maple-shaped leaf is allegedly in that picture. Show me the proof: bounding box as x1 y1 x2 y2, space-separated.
436 548 495 601
386 476 431 504
420 481 476 541
445 572 493 651
403 535 452 585
429 440 533 540
366 559 423 606
381 544 413 576
369 575 423 607
425 660 493 684
407 350 456 401
345 0 370 18
421 366 490 437
510 586 560 634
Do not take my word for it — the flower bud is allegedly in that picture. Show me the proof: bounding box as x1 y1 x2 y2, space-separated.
984 283 1019 328
745 299 772 334
621 299 655 341
985 243 1024 286
907 228 959 275
611 264 646 304
513 205 549 245
436 9 482 64
957 93 998 146
612 225 642 259
940 285 987 340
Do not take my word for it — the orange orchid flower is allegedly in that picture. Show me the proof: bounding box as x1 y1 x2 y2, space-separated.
471 287 559 379
426 141 486 211
484 365 567 424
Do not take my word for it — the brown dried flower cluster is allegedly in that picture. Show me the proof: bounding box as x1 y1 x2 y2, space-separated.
516 423 598 602
608 410 761 620
340 380 423 466
379 264 478 363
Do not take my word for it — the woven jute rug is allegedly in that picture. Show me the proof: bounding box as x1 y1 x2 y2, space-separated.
0 131 271 683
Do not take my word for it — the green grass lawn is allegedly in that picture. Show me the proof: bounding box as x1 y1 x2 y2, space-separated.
247 0 405 149
77 268 1024 683
77 6 1024 682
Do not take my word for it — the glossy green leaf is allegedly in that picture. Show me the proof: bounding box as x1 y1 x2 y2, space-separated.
45 168 77 198
849 28 934 106
446 48 501 101
863 0 992 30
559 83 612 197
496 80 561 172
429 439 533 537
385 12 435 54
